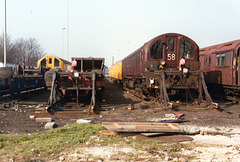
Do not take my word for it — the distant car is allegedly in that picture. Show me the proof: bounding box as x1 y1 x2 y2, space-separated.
37 55 71 72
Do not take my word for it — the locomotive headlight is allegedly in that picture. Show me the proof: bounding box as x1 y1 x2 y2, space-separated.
160 60 166 65
183 68 188 74
74 72 79 77
150 79 154 84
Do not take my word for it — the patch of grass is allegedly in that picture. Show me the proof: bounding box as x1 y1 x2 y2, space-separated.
0 123 198 161
0 123 104 158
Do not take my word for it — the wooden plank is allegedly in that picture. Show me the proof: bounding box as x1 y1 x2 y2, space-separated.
30 112 52 116
166 123 179 130
102 122 179 126
141 133 165 137
135 125 171 129
100 130 118 136
114 123 123 129
35 117 52 122
102 122 182 133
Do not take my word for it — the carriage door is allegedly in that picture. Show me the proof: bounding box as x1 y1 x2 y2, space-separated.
233 48 240 85
166 37 178 68
236 48 240 85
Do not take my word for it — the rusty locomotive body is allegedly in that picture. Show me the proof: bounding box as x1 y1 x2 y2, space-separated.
199 39 240 100
45 57 105 111
111 33 216 107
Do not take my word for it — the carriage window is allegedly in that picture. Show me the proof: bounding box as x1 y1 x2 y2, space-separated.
168 38 175 52
204 55 208 67
150 39 163 59
216 54 220 67
225 52 231 66
180 39 194 59
49 58 52 64
208 54 211 67
54 58 60 67
40 58 46 67
220 54 225 66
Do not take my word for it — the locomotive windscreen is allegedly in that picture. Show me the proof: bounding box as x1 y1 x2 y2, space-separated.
180 39 194 59
150 39 163 59
41 58 46 67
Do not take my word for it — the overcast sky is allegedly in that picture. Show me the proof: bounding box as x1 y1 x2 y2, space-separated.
0 0 240 66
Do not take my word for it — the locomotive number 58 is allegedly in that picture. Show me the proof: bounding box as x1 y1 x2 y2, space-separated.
167 54 176 60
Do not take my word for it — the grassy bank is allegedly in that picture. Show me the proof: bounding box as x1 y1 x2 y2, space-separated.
0 123 194 161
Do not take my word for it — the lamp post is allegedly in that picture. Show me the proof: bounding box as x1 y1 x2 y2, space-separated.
67 0 69 61
62 27 66 58
3 0 7 67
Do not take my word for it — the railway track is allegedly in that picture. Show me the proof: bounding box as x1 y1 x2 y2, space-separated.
0 87 47 106
29 93 107 117
122 86 219 108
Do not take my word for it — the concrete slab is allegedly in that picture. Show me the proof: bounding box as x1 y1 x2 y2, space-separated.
76 119 92 124
45 122 56 129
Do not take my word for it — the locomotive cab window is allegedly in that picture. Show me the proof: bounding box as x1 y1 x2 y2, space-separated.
216 54 220 67
49 58 52 64
40 58 46 67
168 38 175 52
208 54 211 67
220 54 225 66
215 53 230 67
150 39 163 59
225 52 231 66
180 39 194 59
54 58 60 67
204 55 208 67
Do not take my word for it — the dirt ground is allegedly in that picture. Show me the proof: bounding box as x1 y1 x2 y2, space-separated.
0 78 240 134
0 78 240 161
1 78 240 134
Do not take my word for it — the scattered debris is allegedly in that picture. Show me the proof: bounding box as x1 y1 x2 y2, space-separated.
35 117 52 122
76 119 92 124
29 115 35 119
45 122 56 129
127 104 135 110
139 104 150 109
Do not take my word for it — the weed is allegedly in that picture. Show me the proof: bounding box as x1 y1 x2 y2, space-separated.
215 127 221 131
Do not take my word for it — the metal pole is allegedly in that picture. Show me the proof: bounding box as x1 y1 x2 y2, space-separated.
62 27 65 58
67 0 70 60
3 0 7 67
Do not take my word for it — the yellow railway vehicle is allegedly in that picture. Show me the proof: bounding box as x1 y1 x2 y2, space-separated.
37 55 71 72
109 61 122 80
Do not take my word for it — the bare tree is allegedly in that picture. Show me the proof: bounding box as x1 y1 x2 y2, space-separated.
24 38 45 66
0 33 46 66
0 33 16 64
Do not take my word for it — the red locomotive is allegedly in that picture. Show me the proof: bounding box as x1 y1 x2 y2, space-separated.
111 33 216 107
200 39 240 100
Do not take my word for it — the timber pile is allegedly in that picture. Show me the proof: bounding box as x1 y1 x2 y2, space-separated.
102 122 183 135
101 122 193 142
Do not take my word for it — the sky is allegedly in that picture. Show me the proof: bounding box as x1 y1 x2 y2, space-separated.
0 0 240 67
